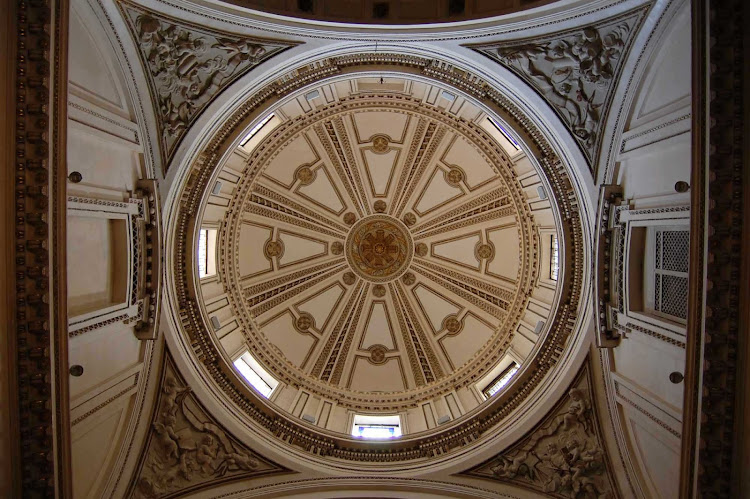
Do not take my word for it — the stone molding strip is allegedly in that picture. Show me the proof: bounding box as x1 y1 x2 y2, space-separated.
680 0 749 496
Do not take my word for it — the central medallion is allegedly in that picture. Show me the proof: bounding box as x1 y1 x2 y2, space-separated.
345 215 413 283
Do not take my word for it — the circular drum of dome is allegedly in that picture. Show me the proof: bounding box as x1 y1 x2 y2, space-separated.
166 55 587 464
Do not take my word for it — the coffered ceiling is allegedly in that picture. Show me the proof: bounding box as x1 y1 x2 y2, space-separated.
227 95 528 402
194 74 560 423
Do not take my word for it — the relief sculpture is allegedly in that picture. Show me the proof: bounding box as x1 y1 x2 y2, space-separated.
463 362 619 498
133 360 287 498
469 8 646 165
120 4 297 163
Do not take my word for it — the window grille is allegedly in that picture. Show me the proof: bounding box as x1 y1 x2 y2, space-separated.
652 229 689 321
483 362 519 398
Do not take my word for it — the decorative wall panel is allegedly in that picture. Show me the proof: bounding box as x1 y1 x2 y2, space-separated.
130 354 290 498
461 360 620 498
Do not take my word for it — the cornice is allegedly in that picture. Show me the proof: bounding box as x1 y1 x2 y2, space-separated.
140 0 646 43
206 476 518 498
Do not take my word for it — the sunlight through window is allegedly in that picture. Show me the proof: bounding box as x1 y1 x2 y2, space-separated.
484 362 519 398
550 235 559 281
352 414 402 439
240 113 275 146
233 351 278 398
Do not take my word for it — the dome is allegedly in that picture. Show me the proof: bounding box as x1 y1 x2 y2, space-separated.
166 62 587 465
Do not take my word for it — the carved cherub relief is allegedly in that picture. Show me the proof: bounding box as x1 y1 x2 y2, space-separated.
133 362 287 498
468 8 646 166
119 4 298 165
463 363 618 498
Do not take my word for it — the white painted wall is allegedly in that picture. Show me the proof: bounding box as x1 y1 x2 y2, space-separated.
604 5 692 498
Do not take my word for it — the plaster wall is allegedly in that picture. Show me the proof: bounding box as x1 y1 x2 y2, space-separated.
65 1 160 496
603 5 692 498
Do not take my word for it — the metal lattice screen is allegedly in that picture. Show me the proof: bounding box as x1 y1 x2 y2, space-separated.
654 230 689 320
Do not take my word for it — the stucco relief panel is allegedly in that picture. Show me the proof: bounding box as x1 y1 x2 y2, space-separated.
468 7 649 167
118 2 299 164
462 360 621 498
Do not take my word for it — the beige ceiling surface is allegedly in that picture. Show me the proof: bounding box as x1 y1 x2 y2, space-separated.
238 105 519 392
201 77 545 414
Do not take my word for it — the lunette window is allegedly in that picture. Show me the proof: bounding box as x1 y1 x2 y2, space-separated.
233 351 279 398
483 362 520 398
351 414 402 439
550 235 559 281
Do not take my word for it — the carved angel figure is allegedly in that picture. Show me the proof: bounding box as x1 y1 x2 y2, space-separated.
214 38 267 68
134 372 269 499
491 451 538 481
563 387 591 434
152 421 180 460
493 20 633 159
215 450 259 476
132 13 270 145
196 435 218 474
162 376 190 417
